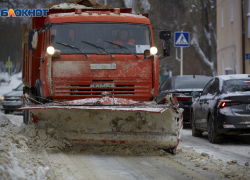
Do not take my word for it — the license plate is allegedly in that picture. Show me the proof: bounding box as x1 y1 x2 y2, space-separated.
90 63 116 70
90 83 116 88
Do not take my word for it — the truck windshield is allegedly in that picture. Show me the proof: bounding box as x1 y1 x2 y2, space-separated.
50 23 151 54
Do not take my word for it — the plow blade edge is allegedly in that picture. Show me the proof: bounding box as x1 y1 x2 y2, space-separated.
20 94 183 150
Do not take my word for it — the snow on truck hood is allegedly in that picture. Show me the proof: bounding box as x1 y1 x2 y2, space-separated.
49 3 91 9
47 12 150 25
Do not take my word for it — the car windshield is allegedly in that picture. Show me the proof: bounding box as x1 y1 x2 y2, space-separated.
224 79 250 92
50 23 151 54
174 76 212 90
15 83 24 91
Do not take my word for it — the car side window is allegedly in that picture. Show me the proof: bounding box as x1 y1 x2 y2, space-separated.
161 78 171 91
202 79 213 96
207 78 219 95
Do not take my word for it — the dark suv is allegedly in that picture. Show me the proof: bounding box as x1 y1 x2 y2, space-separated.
156 75 212 123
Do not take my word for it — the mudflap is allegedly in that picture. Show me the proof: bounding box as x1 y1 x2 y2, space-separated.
20 93 183 151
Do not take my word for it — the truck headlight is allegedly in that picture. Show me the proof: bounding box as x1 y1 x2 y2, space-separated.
1 96 4 101
150 47 158 55
47 46 55 55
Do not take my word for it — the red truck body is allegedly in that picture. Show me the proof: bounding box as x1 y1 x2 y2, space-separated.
22 8 159 102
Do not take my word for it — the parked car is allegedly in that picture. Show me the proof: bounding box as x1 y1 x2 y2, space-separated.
156 75 212 123
1 83 24 114
191 74 250 143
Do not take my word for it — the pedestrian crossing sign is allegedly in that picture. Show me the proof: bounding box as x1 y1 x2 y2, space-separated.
174 32 189 47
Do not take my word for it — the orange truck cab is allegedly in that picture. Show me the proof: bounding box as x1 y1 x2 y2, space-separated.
22 8 171 103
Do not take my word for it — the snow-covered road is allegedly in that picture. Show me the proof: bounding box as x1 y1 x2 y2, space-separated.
1 114 249 180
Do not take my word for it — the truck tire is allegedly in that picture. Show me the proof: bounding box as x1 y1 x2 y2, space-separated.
4 110 10 114
162 147 176 155
35 80 45 104
23 110 30 124
191 112 202 137
208 115 222 144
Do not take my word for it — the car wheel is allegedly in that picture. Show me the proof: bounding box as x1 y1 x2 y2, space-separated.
191 112 202 137
23 110 31 125
208 115 222 144
4 110 10 114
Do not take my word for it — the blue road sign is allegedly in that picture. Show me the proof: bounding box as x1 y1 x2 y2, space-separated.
6 61 12 68
174 32 189 47
245 53 250 59
246 54 250 65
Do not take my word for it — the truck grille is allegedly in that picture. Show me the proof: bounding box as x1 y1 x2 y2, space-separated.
69 85 135 96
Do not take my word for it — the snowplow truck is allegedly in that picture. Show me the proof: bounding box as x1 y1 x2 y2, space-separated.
21 0 183 153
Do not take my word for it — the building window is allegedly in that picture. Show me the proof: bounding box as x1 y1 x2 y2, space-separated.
221 5 224 27
231 0 233 22
222 56 224 75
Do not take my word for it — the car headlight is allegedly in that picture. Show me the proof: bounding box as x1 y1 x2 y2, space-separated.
47 46 55 55
1 96 4 101
150 47 158 55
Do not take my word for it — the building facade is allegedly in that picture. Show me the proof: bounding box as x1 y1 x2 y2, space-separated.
217 0 250 75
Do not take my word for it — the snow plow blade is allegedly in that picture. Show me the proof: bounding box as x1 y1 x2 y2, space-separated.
20 93 183 151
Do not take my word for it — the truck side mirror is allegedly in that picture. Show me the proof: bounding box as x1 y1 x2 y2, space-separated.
28 29 38 50
159 30 171 57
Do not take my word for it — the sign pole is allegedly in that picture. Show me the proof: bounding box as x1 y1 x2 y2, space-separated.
8 56 10 77
180 47 183 76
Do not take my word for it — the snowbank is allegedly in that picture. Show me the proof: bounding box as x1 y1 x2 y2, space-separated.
0 113 51 180
177 146 250 179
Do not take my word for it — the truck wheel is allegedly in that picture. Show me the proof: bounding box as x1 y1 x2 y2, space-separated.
191 113 202 137
35 80 45 104
23 110 30 125
4 110 10 114
208 115 222 144
162 147 176 155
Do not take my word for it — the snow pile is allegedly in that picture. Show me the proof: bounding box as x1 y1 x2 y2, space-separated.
177 146 250 179
0 113 51 180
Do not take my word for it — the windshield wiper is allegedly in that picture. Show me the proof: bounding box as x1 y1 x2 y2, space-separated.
56 42 89 58
104 40 139 59
81 41 114 59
